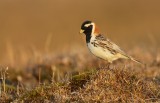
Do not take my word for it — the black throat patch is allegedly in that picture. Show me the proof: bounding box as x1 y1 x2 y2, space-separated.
86 33 91 43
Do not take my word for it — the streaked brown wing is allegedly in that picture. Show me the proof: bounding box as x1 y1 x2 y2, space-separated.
95 34 129 57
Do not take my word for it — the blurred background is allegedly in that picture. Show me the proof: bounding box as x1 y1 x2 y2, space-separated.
0 1 160 101
0 0 160 66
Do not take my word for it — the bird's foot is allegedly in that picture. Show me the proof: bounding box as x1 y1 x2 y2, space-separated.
106 63 111 69
101 63 111 69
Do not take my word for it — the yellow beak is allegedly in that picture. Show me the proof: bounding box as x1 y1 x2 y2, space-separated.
80 29 84 34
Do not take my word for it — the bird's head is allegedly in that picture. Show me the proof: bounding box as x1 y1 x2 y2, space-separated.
80 20 99 36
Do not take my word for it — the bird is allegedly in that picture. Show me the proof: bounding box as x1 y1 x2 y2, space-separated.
80 20 143 66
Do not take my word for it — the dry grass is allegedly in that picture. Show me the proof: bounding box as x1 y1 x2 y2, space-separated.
0 47 159 102
71 68 160 102
12 67 160 102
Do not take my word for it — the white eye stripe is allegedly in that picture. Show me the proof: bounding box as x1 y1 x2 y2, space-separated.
84 23 92 27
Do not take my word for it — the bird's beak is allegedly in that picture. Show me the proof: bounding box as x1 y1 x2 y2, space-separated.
79 29 84 34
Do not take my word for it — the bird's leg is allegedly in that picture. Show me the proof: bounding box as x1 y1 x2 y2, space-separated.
98 62 111 69
98 62 105 69
97 62 101 69
106 62 111 69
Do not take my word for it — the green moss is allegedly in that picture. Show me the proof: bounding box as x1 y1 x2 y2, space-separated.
70 70 96 91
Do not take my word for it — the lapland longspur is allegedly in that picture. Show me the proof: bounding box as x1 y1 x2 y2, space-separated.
80 20 143 65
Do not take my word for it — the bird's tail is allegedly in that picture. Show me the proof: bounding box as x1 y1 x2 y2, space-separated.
121 53 145 66
129 57 144 65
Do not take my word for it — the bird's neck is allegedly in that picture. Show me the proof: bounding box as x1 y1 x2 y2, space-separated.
85 33 92 43
92 24 100 36
85 24 100 43
86 33 101 43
